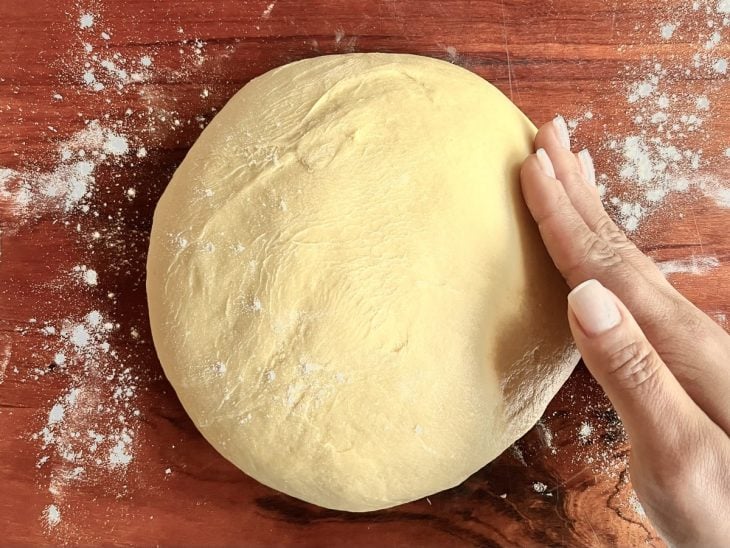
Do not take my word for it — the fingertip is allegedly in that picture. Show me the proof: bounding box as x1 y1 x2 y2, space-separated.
520 153 543 185
535 116 571 150
577 149 597 186
552 115 572 150
520 153 559 202
536 148 556 178
567 279 622 337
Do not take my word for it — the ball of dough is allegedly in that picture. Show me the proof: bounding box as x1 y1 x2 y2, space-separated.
147 53 578 512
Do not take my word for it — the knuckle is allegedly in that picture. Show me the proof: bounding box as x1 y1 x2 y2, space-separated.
653 297 717 368
583 235 620 267
672 298 707 337
565 234 623 281
594 215 632 249
604 340 661 390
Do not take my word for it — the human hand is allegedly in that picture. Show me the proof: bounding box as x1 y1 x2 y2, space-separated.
520 116 730 547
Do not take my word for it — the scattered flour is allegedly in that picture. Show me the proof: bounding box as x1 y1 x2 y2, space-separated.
533 481 548 494
32 310 140 522
73 265 98 286
712 58 728 74
510 444 527 466
628 490 647 518
102 133 129 156
0 121 133 220
705 185 730 207
579 0 730 231
43 504 61 528
109 435 134 467
660 22 678 40
68 27 158 93
536 420 557 454
78 14 95 30
1 0 222 538
3 13 219 534
656 255 720 276
84 270 98 286
261 1 277 19
578 421 593 443
48 403 65 425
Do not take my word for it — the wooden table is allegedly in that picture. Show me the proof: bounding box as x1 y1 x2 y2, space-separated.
1 1 727 546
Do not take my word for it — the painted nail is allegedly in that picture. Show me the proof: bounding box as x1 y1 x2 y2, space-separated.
536 148 556 178
568 280 622 336
578 149 596 186
553 115 571 150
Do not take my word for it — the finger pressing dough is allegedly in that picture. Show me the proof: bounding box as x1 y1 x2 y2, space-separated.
147 53 578 512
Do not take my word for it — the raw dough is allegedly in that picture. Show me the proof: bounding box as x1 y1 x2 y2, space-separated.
147 53 578 512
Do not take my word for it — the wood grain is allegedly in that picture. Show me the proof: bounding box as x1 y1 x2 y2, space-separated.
1 0 728 546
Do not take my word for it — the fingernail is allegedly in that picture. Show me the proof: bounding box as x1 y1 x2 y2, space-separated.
553 115 571 150
568 280 622 336
536 148 556 178
578 149 596 186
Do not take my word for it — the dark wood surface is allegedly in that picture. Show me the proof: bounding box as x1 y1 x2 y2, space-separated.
1 1 728 546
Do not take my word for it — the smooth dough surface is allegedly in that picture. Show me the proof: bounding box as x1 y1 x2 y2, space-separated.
147 53 578 512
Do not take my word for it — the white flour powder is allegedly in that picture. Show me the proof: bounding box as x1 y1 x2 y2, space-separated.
657 255 721 276
79 14 95 30
578 421 593 443
1 0 727 537
43 504 61 529
0 4 217 533
572 1 730 232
